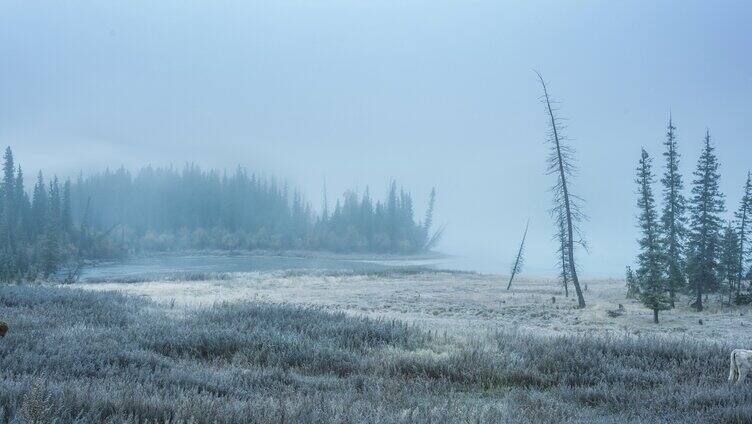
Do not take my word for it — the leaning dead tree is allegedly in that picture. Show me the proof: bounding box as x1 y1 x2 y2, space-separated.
556 208 570 297
507 219 529 290
535 71 586 308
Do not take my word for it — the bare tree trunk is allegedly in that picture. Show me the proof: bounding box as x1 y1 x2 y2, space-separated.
506 272 516 290
537 72 586 308
65 197 91 284
506 220 529 290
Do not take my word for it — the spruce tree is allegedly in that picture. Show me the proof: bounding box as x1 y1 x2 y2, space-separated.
423 187 436 247
625 265 639 299
41 177 62 278
735 172 752 295
660 117 687 306
719 222 741 303
31 172 48 240
0 148 16 280
62 179 73 234
15 167 30 241
687 131 725 311
2 147 16 230
635 149 670 323
15 166 31 275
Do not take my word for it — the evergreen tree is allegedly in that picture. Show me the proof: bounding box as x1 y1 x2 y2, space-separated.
0 148 17 279
635 149 670 323
735 172 752 295
625 265 639 299
660 116 687 307
719 222 741 303
2 147 16 233
62 179 73 235
31 172 48 240
15 166 31 274
15 167 30 241
40 177 62 278
387 180 398 251
423 187 436 246
687 131 725 311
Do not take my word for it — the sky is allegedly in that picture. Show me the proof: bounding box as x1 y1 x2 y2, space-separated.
1 0 750 277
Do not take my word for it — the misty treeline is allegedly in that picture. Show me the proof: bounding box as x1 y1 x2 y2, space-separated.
72 165 441 254
630 118 752 322
0 148 80 282
0 148 442 282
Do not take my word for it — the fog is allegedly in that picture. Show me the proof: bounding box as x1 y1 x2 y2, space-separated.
2 0 750 277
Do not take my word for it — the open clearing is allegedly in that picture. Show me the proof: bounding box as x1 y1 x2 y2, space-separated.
76 270 752 346
2 270 751 423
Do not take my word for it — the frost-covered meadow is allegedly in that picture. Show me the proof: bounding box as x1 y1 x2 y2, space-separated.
1 269 751 423
78 270 752 346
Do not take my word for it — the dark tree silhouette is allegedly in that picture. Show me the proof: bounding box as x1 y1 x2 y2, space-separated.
735 172 752 296
556 209 570 297
625 265 639 299
506 219 529 290
635 149 670 323
536 71 586 308
719 221 741 303
660 116 687 307
687 131 725 311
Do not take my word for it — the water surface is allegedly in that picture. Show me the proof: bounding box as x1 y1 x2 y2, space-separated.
79 253 444 282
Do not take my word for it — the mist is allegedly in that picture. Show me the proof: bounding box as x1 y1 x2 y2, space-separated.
2 0 751 277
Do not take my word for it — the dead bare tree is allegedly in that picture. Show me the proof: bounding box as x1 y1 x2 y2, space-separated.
63 197 119 284
557 208 570 297
507 219 529 290
535 71 586 308
64 197 91 284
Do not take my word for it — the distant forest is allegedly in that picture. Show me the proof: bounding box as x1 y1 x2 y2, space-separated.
0 147 442 282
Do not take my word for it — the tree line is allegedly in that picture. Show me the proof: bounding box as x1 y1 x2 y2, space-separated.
0 148 441 282
631 118 752 322
0 148 80 282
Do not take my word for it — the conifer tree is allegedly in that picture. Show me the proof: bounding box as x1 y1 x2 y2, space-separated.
735 172 752 295
2 147 16 222
635 149 670 323
625 265 639 299
15 167 30 241
687 131 725 311
41 177 62 278
15 166 31 273
719 222 741 303
62 179 73 235
387 180 398 251
1 148 15 245
31 172 48 240
660 116 687 306
536 71 586 308
423 188 436 242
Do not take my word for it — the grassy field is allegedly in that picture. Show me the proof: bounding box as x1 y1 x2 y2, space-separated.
1 277 751 423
